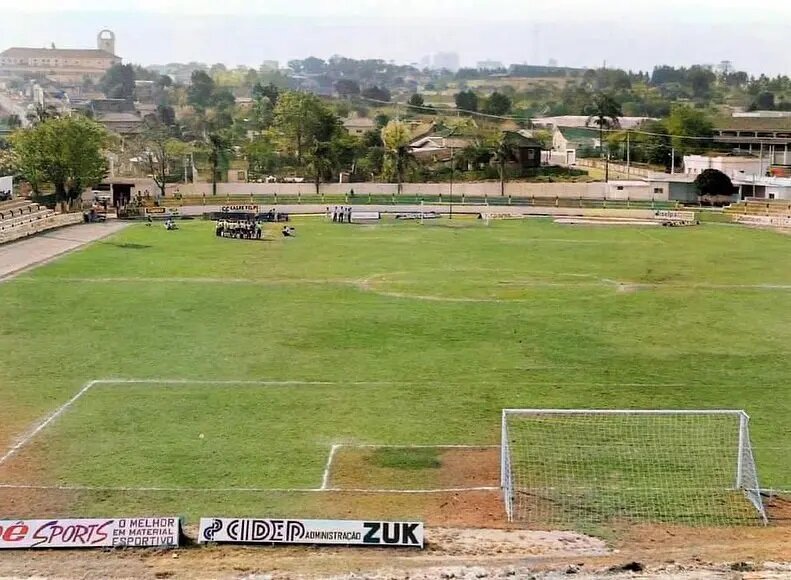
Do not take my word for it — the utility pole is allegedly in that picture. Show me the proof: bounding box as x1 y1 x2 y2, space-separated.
626 131 631 177
670 147 675 175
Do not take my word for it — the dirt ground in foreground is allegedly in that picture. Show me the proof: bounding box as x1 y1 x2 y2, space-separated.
0 522 789 579
0 492 788 579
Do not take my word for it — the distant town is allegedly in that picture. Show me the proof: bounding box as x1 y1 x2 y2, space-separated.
2 29 791 204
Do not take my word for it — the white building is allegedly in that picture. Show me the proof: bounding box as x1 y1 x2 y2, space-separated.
533 116 657 130
683 155 763 179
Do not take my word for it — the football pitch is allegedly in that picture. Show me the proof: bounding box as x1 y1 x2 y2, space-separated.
0 217 790 525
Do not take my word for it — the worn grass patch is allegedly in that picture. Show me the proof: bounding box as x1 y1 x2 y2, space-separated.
367 448 442 470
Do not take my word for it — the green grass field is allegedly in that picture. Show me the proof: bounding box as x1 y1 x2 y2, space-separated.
0 217 789 525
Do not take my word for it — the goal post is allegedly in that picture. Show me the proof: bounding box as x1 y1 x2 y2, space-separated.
501 409 768 527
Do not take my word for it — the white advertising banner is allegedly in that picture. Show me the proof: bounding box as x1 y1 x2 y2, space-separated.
0 517 179 549
0 176 12 199
199 518 424 548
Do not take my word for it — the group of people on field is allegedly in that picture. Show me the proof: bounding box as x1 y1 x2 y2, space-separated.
330 206 353 224
215 220 262 240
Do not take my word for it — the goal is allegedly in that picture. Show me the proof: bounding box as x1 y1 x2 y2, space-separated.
501 409 767 527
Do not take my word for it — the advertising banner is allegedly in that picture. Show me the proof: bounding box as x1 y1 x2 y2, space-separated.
221 205 259 213
0 517 179 549
199 518 424 548
146 207 180 216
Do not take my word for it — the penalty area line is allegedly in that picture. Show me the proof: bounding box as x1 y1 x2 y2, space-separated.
0 379 99 467
0 483 500 494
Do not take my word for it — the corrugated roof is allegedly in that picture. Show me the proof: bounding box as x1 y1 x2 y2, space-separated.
714 116 791 132
1 47 117 59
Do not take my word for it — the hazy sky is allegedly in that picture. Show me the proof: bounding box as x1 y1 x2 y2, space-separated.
1 0 789 74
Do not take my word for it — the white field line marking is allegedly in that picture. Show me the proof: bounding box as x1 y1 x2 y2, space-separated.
321 444 340 490
346 444 500 449
0 483 500 494
0 379 98 466
21 275 791 296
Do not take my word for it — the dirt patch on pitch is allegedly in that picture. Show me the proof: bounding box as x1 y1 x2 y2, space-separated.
312 489 507 528
329 446 500 491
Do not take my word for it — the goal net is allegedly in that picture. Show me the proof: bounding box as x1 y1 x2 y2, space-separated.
501 409 767 527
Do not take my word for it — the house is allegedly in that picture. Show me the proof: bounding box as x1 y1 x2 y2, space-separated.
551 126 600 164
408 133 473 163
87 99 144 136
0 30 121 83
502 131 543 169
342 116 376 136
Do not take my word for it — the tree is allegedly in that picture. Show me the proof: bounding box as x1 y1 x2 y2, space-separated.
751 91 776 111
206 132 231 196
408 93 425 108
156 104 177 126
141 121 191 198
245 132 280 179
492 136 518 196
695 168 734 198
252 82 280 108
273 91 340 166
381 120 412 194
361 86 391 102
483 92 512 116
308 139 334 195
688 66 716 100
374 114 390 129
188 70 215 111
666 106 713 154
454 90 479 113
12 115 109 206
99 64 135 99
585 92 623 155
335 79 360 99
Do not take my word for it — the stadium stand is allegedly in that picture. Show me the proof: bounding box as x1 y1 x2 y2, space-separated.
725 200 791 218
0 199 83 244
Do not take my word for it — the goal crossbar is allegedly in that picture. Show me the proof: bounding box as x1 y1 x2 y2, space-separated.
501 408 767 527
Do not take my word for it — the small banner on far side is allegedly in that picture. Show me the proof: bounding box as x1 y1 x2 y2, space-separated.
199 518 424 548
0 517 180 549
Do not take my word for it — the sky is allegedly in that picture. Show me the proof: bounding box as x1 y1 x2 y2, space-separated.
0 0 789 75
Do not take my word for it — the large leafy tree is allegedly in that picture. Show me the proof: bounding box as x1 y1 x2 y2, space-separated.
483 92 512 116
361 86 391 102
381 120 413 194
408 93 425 108
245 132 280 179
188 70 215 112
454 90 479 113
666 106 713 154
695 169 734 197
12 115 109 206
273 91 340 166
99 64 136 99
